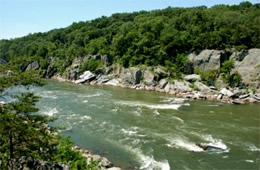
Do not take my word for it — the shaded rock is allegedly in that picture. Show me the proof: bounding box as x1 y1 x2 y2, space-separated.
8 156 70 170
143 70 155 86
220 88 234 97
120 67 142 85
253 95 260 101
239 94 250 99
184 74 201 82
194 81 211 92
171 80 192 92
100 157 113 168
158 79 168 89
217 94 223 100
25 60 40 71
231 49 260 89
105 79 120 86
232 89 245 98
75 71 96 84
188 50 223 70
232 100 245 105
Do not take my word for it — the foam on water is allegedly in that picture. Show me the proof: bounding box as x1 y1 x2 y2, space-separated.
247 144 260 152
245 160 254 163
121 128 138 136
81 115 92 120
43 108 58 116
116 101 182 110
82 100 88 103
122 145 170 170
201 134 228 151
171 116 184 123
154 110 160 115
166 138 204 152
78 93 102 98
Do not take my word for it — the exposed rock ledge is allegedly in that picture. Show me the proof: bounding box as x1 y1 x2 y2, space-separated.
53 72 260 105
50 48 260 105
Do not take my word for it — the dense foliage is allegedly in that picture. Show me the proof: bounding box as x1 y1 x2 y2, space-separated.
0 2 259 70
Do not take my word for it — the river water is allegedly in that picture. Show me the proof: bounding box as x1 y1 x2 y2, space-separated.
28 80 260 169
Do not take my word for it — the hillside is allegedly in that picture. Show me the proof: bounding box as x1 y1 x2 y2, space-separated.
0 2 259 69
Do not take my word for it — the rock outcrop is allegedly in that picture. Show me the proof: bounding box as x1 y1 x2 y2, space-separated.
25 60 40 71
7 157 70 170
75 71 96 84
231 49 260 92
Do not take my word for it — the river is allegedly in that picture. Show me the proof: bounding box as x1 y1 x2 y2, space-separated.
28 80 260 169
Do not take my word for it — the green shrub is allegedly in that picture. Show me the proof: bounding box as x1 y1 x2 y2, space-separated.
221 60 234 75
79 59 101 73
195 69 219 86
55 136 101 170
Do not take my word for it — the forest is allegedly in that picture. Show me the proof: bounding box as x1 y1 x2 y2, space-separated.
0 1 259 72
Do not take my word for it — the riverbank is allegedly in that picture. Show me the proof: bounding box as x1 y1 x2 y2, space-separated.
52 73 260 105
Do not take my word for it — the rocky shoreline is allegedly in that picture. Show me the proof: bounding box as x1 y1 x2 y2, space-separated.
53 72 260 105
47 48 260 105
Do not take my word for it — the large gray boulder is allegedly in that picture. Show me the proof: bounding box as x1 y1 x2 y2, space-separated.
75 71 96 84
231 49 260 91
143 70 155 86
165 80 192 92
220 88 234 97
120 67 142 85
158 79 168 89
194 81 211 92
184 74 201 82
188 50 229 71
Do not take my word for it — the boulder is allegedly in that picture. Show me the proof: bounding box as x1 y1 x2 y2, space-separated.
100 157 113 168
75 71 96 84
194 81 210 92
105 79 120 86
8 156 69 170
142 70 155 86
231 49 260 89
158 79 168 89
171 80 192 92
120 67 142 85
188 50 223 70
220 88 234 97
239 94 250 99
184 74 201 82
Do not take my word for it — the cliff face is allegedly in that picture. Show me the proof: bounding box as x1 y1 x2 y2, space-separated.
188 49 260 90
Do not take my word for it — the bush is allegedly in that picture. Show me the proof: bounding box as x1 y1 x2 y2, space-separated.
195 69 219 86
55 136 100 170
79 59 101 73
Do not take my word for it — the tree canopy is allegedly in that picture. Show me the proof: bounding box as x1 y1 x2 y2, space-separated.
0 2 259 69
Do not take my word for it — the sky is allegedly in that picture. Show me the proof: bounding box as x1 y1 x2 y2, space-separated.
0 0 259 40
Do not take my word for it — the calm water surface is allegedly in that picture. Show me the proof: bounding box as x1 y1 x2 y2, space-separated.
31 80 259 169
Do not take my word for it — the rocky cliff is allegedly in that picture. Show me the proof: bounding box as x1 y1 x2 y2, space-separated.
21 49 260 104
